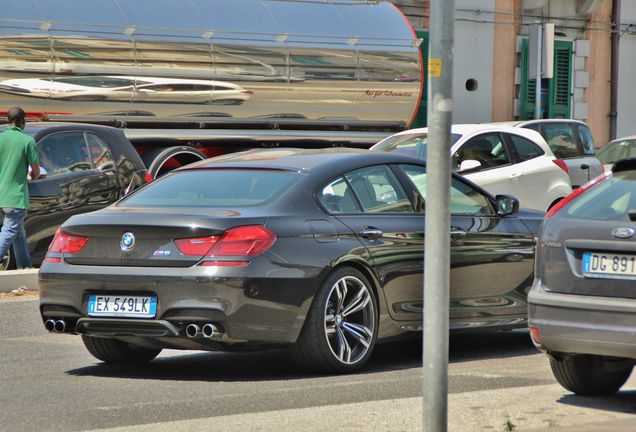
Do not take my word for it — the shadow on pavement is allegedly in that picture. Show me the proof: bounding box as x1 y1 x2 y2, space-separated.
557 390 636 414
449 329 537 362
65 330 538 382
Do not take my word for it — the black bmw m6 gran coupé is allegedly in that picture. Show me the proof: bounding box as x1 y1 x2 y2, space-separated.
39 148 543 372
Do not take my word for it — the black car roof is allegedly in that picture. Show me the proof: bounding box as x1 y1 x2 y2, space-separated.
179 147 426 174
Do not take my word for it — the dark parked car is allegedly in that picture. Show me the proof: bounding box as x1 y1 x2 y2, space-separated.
1 122 147 269
39 148 543 372
528 158 636 395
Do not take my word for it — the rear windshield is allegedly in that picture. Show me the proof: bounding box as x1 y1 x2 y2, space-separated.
118 169 299 207
567 171 636 221
372 133 462 159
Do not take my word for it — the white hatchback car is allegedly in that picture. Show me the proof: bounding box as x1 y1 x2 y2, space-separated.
371 124 572 211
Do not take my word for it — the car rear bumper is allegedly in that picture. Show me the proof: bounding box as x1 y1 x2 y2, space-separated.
38 261 322 347
528 277 636 359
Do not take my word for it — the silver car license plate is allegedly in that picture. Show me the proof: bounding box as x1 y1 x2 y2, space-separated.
582 252 636 279
87 295 157 318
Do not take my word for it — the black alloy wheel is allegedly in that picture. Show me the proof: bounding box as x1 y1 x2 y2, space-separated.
291 266 378 373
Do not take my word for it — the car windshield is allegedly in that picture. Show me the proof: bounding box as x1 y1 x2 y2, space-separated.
597 139 636 165
373 133 462 159
566 170 636 221
119 168 299 207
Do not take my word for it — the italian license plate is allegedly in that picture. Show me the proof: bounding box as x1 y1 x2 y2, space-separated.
87 295 157 318
582 251 636 279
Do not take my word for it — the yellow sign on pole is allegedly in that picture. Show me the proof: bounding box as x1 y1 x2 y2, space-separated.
428 58 442 78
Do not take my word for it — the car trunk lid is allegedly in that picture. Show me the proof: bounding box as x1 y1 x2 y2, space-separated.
58 207 268 267
541 217 636 299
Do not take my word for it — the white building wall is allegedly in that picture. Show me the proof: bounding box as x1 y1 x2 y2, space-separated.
452 0 495 123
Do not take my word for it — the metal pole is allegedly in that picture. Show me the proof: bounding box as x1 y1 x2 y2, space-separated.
423 0 454 431
534 22 542 120
610 0 620 140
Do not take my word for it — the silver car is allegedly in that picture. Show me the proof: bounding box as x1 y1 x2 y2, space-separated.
511 119 604 189
528 158 636 395
597 135 636 171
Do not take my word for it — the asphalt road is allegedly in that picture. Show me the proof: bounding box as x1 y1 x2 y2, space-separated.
2 296 636 432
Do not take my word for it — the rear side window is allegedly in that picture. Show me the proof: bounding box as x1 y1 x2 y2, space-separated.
119 169 298 207
344 166 413 213
576 124 596 155
567 171 636 221
543 123 579 159
507 134 544 162
318 177 360 213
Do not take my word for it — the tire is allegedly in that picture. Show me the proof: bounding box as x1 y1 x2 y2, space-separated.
549 354 634 395
291 266 378 373
82 335 162 364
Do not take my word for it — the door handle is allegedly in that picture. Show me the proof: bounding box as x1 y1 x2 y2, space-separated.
581 164 590 170
359 228 383 240
508 172 522 179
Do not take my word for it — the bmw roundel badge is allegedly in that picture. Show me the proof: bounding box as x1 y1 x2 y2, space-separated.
612 227 635 239
120 232 136 252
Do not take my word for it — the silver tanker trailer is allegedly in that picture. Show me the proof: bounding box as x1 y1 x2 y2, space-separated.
0 0 422 177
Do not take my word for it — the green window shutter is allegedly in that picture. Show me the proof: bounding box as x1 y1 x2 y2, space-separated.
518 38 536 120
548 40 573 118
411 30 429 128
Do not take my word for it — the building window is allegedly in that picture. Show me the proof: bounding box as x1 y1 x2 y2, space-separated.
518 39 573 120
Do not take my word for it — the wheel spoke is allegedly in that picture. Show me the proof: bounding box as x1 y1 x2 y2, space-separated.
341 322 372 349
334 279 348 314
325 320 336 336
342 288 370 317
335 327 352 363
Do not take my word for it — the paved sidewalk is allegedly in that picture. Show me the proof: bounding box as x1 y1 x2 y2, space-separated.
77 384 636 432
0 268 38 293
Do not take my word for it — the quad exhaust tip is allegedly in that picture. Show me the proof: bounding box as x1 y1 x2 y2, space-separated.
45 319 67 333
185 323 221 338
44 319 56 332
185 323 200 338
202 323 220 338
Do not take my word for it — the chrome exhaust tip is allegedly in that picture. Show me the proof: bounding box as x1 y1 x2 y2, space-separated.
202 323 220 338
44 319 56 332
54 320 66 333
185 323 200 338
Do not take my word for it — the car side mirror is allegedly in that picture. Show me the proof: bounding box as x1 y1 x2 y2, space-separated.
459 159 481 173
496 194 519 216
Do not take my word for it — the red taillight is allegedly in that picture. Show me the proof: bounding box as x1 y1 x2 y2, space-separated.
546 172 611 219
209 225 276 257
552 159 569 173
144 172 153 183
174 236 219 256
175 226 276 262
529 326 541 344
48 229 89 253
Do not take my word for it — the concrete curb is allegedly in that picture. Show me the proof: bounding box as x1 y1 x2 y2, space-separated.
0 268 39 293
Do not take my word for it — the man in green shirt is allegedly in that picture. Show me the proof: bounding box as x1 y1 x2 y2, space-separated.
0 107 40 269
